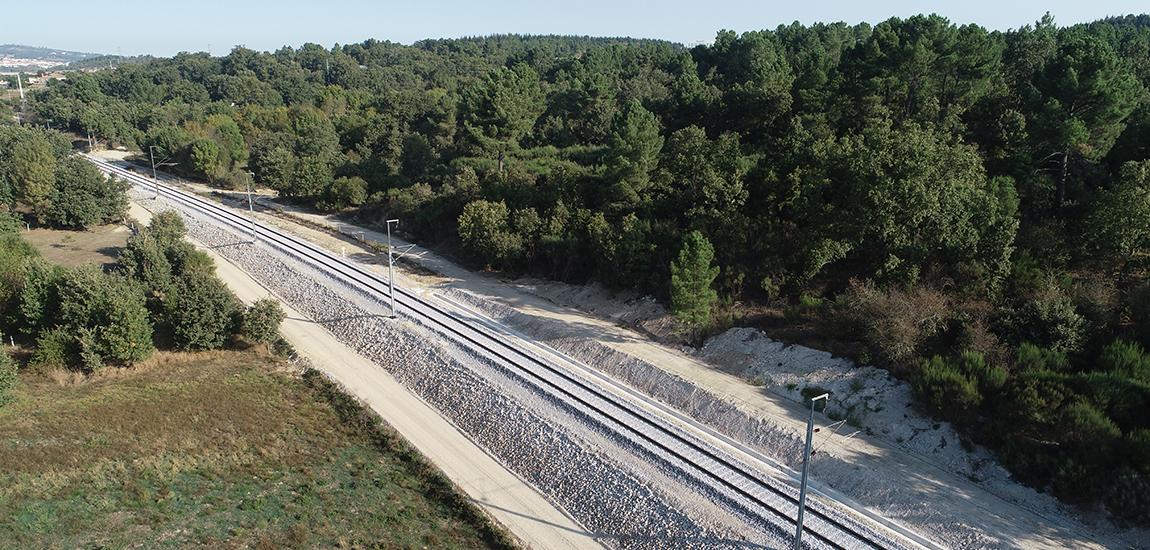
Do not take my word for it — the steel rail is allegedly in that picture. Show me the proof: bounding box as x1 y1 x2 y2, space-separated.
91 156 902 550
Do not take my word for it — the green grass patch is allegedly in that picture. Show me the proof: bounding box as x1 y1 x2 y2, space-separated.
0 351 516 549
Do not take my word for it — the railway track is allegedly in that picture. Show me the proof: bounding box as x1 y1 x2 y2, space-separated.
88 154 923 550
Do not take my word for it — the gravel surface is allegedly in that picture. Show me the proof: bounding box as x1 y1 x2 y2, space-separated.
433 287 1063 549
131 192 797 549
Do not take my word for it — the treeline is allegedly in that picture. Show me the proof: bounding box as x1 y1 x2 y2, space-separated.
0 208 284 376
19 16 1150 522
0 125 128 228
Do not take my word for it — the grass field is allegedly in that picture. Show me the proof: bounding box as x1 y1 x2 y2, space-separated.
0 350 515 549
21 223 131 267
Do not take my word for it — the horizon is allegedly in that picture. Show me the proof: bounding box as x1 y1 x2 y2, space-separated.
3 0 1148 57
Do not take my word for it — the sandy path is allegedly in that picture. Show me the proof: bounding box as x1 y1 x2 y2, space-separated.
128 202 600 550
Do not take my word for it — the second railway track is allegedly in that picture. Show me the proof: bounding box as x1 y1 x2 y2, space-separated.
88 154 924 550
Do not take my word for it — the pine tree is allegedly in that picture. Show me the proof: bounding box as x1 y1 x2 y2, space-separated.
670 230 720 327
606 100 664 207
9 135 56 223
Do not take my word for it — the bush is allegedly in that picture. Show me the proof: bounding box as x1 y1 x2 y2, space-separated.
1107 467 1150 526
0 346 16 407
1098 340 1150 382
55 264 111 329
242 298 286 348
1001 297 1088 354
457 200 523 268
913 351 1005 423
17 258 61 338
46 157 129 228
116 232 174 300
164 272 241 350
0 230 38 328
325 176 368 210
32 328 76 370
94 277 155 366
834 280 950 369
1130 283 1150 348
1071 371 1150 433
916 355 983 419
26 266 155 369
1015 342 1070 373
148 210 187 250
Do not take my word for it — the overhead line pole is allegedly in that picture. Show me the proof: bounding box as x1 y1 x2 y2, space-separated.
795 392 829 550
246 171 257 243
386 219 399 318
148 145 160 199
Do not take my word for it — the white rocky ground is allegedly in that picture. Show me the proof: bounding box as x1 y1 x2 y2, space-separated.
467 276 1150 549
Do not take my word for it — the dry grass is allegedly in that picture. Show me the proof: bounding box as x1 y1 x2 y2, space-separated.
0 350 513 549
21 223 132 267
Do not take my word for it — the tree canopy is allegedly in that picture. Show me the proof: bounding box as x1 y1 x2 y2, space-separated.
17 18 1150 523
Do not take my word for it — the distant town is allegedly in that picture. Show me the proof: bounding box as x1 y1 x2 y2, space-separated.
0 44 102 72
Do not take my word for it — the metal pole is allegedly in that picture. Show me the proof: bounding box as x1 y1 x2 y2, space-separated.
148 145 159 199
795 393 828 550
386 219 399 318
247 172 256 243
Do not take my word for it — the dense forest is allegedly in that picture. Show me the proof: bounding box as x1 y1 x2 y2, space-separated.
7 14 1150 524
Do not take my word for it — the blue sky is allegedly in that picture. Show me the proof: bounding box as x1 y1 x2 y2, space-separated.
6 0 1148 56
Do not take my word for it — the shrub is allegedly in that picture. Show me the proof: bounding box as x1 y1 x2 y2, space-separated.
0 230 38 328
242 298 286 348
54 264 111 329
116 232 174 300
148 210 187 250
913 351 1005 423
168 243 215 277
76 328 105 373
915 355 983 419
1015 342 1070 373
164 272 241 350
1097 340 1150 383
457 200 523 267
32 328 76 370
1071 274 1120 335
1130 283 1150 349
1072 371 1150 433
17 258 61 338
833 280 949 369
325 176 368 210
94 277 155 366
1060 399 1121 441
25 267 155 369
1107 467 1150 526
46 157 129 228
1001 297 1087 354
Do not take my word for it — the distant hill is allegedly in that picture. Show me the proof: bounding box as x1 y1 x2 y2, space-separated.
0 44 103 71
66 54 155 70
